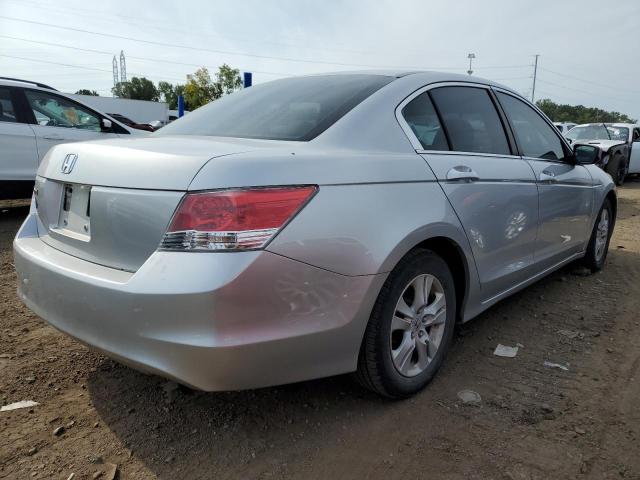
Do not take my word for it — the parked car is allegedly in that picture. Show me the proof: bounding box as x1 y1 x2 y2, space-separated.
0 77 146 199
553 122 577 134
14 72 615 398
565 122 640 185
107 113 156 132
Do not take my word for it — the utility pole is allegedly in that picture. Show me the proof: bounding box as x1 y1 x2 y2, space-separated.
112 56 119 96
467 53 475 75
531 54 539 103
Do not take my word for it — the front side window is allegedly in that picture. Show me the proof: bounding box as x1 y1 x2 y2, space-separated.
497 92 565 161
565 124 610 142
429 86 510 155
156 74 393 141
25 90 101 131
634 129 640 142
0 88 18 123
401 92 448 150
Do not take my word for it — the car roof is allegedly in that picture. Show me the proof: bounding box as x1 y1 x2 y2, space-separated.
0 77 58 91
304 70 524 100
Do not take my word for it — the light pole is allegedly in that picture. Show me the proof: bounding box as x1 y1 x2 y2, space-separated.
467 53 476 75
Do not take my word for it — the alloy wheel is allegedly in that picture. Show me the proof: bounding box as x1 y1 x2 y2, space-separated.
595 208 609 262
390 274 447 377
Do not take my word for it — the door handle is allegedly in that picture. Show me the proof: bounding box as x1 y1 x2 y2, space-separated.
539 170 557 183
446 165 479 182
43 135 64 140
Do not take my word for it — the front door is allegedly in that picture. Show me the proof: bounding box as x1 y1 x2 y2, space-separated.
495 90 594 268
22 89 119 162
629 127 640 174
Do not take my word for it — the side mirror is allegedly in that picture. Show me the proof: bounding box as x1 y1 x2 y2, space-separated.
101 118 112 131
573 144 600 165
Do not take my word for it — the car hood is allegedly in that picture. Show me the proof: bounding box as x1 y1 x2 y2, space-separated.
572 139 625 151
36 135 292 190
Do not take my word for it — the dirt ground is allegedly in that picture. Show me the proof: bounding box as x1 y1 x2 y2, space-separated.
1 182 640 480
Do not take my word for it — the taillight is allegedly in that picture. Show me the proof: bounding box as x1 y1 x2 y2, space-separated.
160 186 317 251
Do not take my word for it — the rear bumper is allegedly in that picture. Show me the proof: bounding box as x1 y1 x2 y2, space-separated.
13 213 383 391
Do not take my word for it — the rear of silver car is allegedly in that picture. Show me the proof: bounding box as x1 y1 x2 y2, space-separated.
13 132 389 390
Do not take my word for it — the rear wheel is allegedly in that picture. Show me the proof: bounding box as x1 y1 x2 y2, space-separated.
356 249 456 398
606 153 626 186
582 199 613 272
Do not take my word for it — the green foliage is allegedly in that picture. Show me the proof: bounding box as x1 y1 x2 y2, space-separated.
183 65 242 109
75 89 99 96
111 77 159 101
158 81 186 110
536 98 637 124
107 65 241 108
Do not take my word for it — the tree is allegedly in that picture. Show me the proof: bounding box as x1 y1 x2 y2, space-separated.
183 65 242 109
158 81 186 110
536 98 637 124
112 77 159 101
75 89 99 96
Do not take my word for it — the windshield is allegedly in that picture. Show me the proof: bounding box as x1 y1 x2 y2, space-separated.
156 74 393 141
565 124 610 141
606 126 629 141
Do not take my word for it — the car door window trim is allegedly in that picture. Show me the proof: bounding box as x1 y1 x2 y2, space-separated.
396 81 519 157
491 87 574 162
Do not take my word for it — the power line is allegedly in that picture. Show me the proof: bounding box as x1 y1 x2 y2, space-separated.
2 0 418 60
0 15 515 72
539 67 635 94
0 54 186 83
6 0 536 65
0 15 431 70
0 35 292 77
536 79 633 103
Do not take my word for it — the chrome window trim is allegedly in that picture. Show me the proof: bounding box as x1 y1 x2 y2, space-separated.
416 149 522 160
395 81 517 158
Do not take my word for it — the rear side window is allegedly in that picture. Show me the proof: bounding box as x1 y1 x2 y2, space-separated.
0 88 18 123
430 87 510 155
156 74 394 141
401 92 448 150
497 92 565 161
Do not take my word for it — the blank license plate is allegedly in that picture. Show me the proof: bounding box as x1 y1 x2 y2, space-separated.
57 184 91 239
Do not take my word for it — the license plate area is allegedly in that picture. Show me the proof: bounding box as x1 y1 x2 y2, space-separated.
54 183 92 241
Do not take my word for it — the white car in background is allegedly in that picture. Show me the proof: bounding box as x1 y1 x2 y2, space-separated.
553 122 577 134
0 77 145 199
565 122 640 185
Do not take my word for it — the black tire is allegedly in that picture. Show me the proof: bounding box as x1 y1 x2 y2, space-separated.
582 198 613 272
356 249 456 399
606 153 625 186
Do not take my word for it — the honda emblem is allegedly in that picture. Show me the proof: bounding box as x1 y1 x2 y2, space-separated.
61 154 77 174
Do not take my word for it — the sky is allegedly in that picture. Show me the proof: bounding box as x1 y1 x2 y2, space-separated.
1 0 638 119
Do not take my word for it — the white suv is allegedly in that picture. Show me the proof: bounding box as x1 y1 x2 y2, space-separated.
0 77 145 199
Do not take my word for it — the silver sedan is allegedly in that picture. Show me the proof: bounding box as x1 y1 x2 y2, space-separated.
14 71 615 398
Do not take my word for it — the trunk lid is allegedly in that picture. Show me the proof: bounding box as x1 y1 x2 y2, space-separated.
34 135 271 271
38 135 259 190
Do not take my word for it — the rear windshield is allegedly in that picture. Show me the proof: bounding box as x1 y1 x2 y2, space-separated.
156 74 393 141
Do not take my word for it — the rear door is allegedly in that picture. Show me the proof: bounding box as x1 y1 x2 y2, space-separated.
22 89 121 161
399 84 539 300
494 90 594 268
0 86 38 182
